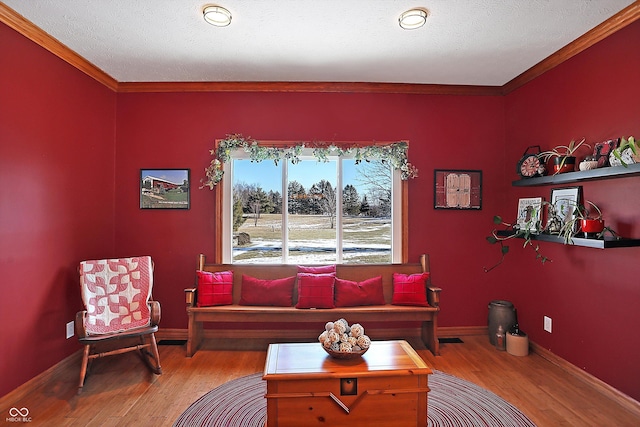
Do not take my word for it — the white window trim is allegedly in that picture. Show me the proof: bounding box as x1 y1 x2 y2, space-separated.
221 148 402 264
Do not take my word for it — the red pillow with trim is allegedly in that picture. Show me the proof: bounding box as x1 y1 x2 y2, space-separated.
197 270 233 307
297 264 336 274
335 276 385 307
239 274 296 307
391 272 430 307
295 273 335 309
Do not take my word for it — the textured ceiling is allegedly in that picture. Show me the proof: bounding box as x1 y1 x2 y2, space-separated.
2 0 636 85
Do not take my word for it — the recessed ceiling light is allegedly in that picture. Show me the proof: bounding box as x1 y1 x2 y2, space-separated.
203 5 232 27
399 8 428 30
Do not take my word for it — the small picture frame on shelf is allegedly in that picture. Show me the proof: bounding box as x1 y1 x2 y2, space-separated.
516 197 543 232
550 186 582 225
140 169 190 209
434 169 482 210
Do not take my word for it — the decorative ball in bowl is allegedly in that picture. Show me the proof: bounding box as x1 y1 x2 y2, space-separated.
318 318 371 360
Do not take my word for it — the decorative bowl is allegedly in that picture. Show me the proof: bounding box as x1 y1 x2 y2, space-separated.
580 218 605 234
322 345 368 359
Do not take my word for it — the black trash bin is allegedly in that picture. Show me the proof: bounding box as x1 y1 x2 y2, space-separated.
488 300 516 346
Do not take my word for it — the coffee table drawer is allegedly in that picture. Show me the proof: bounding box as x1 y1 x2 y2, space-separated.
266 374 429 427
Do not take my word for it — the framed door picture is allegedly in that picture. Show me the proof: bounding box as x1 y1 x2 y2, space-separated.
434 169 482 210
140 169 190 209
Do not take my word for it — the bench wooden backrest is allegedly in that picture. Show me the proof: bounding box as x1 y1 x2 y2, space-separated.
197 254 430 305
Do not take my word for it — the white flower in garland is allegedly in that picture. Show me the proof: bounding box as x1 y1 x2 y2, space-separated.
201 134 419 189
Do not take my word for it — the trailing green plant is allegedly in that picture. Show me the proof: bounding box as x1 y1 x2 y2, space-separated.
200 134 419 189
484 215 550 273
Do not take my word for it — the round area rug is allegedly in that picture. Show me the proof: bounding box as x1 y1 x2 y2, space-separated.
174 371 536 427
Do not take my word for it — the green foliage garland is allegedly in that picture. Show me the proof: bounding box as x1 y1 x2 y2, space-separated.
201 134 418 189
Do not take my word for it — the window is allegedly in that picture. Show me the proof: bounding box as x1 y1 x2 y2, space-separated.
219 147 405 264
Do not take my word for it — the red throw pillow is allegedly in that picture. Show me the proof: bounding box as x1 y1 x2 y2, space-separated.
297 264 336 274
391 272 430 307
295 273 335 309
197 270 233 307
239 274 296 306
335 276 385 307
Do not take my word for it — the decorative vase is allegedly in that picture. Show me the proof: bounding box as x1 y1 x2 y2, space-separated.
579 156 598 171
609 147 636 167
553 156 576 174
487 300 516 346
580 219 604 238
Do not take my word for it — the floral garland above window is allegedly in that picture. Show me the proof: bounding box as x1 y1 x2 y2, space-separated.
201 134 418 189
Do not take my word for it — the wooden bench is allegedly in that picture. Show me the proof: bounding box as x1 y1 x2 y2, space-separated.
185 254 441 357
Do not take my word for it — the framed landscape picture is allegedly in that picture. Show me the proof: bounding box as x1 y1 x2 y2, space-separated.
516 197 543 232
140 169 190 209
434 169 482 210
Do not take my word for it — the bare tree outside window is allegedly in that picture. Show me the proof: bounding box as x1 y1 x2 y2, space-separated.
231 157 393 264
356 160 392 217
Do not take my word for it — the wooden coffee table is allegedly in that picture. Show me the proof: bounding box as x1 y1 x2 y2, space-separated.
263 340 432 427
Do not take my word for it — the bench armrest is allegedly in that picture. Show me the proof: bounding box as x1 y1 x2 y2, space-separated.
185 288 197 307
427 286 441 308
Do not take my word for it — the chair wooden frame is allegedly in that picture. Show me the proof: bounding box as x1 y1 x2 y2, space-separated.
76 261 162 394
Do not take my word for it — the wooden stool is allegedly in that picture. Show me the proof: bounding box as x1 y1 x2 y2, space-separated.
507 333 529 356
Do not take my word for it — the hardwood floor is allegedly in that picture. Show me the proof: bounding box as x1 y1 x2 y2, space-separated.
1 335 638 426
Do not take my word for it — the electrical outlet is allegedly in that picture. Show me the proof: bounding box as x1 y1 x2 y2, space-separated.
544 316 552 333
66 321 74 339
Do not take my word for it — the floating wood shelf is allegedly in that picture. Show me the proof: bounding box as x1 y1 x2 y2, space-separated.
512 163 640 187
495 230 640 249
507 161 640 248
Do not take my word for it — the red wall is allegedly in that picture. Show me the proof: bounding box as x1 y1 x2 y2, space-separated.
504 21 640 400
0 23 117 397
114 92 506 331
2 16 639 404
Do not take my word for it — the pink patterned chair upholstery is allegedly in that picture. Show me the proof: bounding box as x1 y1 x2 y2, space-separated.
76 256 162 393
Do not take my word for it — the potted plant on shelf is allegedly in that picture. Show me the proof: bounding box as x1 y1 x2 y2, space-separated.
484 200 620 271
539 138 591 174
554 200 618 243
609 136 639 167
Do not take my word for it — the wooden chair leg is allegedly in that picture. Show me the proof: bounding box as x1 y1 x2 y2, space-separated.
148 333 162 374
138 333 162 375
78 345 90 394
